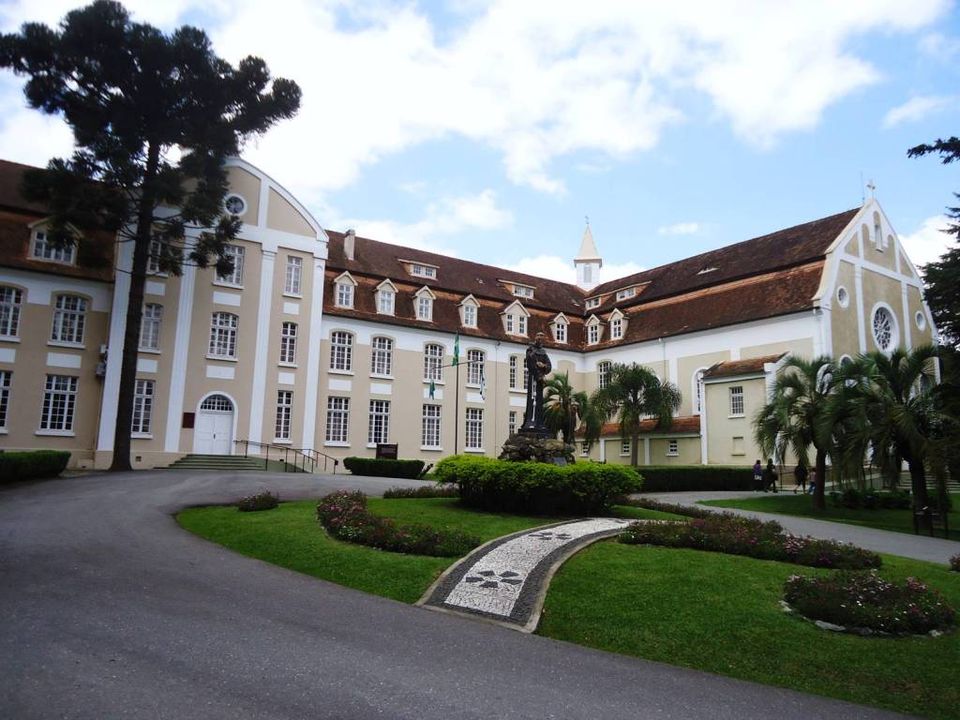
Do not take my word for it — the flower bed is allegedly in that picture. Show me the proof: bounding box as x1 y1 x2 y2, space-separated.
620 497 713 519
237 489 279 512
619 513 881 569
784 571 956 635
316 490 479 557
382 485 458 499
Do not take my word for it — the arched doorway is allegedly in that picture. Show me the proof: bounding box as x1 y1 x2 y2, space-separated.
193 394 235 455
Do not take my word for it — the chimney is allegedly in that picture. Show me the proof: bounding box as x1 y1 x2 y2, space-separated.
344 228 356 262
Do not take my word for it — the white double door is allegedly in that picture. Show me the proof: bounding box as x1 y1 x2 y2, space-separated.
193 410 234 455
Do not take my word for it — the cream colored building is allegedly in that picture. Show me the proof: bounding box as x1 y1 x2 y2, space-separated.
0 158 938 469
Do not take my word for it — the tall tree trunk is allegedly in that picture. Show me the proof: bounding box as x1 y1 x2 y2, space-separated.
630 431 639 467
908 456 931 534
109 143 160 471
813 447 827 510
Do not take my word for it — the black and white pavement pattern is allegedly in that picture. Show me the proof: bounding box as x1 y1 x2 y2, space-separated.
420 518 631 630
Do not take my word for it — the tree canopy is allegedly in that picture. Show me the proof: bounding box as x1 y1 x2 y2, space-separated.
0 0 301 470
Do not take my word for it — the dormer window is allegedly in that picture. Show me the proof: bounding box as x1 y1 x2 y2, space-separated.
512 284 534 299
586 316 602 345
615 287 636 301
551 314 568 344
585 297 601 310
460 295 479 328
502 301 529 336
414 286 435 321
334 272 357 309
31 228 75 265
375 280 396 316
407 262 437 279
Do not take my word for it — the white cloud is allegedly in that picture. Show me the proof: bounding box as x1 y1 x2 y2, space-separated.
882 95 954 127
658 222 701 236
899 215 955 268
0 0 951 194
334 189 512 255
918 32 960 60
506 254 645 285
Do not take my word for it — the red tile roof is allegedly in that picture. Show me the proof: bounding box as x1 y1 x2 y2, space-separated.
702 353 787 379
324 208 856 350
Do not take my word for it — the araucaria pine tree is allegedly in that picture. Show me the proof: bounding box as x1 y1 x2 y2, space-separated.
0 1 301 470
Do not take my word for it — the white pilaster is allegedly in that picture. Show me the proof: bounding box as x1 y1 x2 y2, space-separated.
901 282 912 350
700 386 709 465
643 437 651 465
854 265 866 352
97 239 133 452
302 257 326 449
248 250 276 443
164 262 197 452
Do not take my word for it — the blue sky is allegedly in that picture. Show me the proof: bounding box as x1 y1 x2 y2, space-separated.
1 1 958 283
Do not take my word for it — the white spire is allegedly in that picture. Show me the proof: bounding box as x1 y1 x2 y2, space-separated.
574 219 602 291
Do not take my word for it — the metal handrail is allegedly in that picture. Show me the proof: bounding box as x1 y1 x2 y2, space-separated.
233 440 339 474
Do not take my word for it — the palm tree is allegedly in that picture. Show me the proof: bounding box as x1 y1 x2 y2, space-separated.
591 363 682 466
754 355 839 510
544 372 602 447
843 345 947 529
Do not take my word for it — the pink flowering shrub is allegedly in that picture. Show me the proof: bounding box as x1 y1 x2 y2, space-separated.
316 490 479 557
784 571 955 635
619 513 881 569
237 489 279 512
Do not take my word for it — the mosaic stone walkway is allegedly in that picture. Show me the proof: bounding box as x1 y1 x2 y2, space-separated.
418 518 631 632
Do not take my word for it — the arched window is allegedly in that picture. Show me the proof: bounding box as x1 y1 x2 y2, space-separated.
200 394 234 411
330 330 353 371
0 286 23 338
371 336 393 376
872 305 898 351
208 312 238 358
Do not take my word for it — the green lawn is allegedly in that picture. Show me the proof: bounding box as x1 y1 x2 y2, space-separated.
176 497 678 603
701 493 960 541
540 543 960 720
178 496 960 719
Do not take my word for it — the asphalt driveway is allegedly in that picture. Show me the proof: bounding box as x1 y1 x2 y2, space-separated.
0 471 915 719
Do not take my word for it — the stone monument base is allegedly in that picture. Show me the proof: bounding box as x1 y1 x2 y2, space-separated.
499 433 576 465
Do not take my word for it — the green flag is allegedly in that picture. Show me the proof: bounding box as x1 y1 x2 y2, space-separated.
428 380 436 399
452 332 460 366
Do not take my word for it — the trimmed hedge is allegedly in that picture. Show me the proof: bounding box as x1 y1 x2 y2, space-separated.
434 455 641 515
0 450 71 483
382 484 458 499
636 465 754 492
343 457 425 479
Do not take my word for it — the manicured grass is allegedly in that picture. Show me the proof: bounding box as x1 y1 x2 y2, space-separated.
701 493 960 541
538 542 960 720
176 497 679 603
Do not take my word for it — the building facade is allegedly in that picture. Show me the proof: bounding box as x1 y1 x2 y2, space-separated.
0 158 938 469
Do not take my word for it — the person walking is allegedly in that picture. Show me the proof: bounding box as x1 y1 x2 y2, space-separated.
793 463 808 494
752 459 763 491
807 467 817 495
762 459 778 493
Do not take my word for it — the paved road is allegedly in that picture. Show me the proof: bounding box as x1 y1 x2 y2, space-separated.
645 490 960 564
1 471 914 720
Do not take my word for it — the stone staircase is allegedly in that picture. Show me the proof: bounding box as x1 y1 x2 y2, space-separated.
165 454 284 472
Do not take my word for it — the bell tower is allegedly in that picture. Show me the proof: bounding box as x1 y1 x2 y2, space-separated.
574 219 602 291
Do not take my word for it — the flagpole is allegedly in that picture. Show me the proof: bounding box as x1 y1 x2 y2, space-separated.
454 361 460 455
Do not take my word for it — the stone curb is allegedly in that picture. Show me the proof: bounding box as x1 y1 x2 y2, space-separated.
417 517 633 632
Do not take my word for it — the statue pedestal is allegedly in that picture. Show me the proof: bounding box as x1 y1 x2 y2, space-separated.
499 433 575 465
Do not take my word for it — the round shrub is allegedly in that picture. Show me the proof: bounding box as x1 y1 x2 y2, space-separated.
784 571 956 635
237 489 279 512
434 455 641 515
0 450 71 483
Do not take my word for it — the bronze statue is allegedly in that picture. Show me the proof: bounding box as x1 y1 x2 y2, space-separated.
520 332 552 437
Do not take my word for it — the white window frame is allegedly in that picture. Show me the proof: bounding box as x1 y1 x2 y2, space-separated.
147 238 164 275
667 439 679 457
139 303 163 351
416 295 433 321
424 343 443 382
462 303 477 328
616 288 636 301
371 336 394 377
508 410 517 436
588 323 600 345
411 263 437 279
377 287 395 316
216 245 245 286
465 407 483 450
466 349 485 386
610 317 623 340
280 322 298 365
335 281 355 309
620 439 630 456
275 390 293 441
325 396 350 445
51 294 87 345
39 374 78 433
692 368 707 415
0 370 11 430
0 286 23 339
729 386 745 417
284 256 303 296
512 285 534 299
330 330 354 372
132 379 154 436
368 399 390 446
32 229 75 265
553 321 567 344
421 403 441 449
598 361 611 390
208 312 238 359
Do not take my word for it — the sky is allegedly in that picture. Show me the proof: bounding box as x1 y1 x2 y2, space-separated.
0 0 958 285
